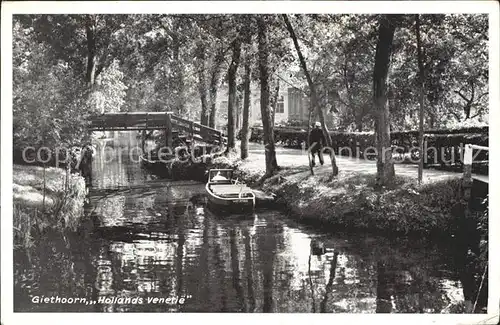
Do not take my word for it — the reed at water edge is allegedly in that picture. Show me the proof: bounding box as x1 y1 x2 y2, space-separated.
13 164 87 253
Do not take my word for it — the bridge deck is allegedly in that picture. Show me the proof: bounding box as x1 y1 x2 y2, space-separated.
88 111 226 145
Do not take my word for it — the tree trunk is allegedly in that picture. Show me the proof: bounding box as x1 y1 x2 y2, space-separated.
283 14 339 176
307 108 314 175
85 15 97 87
373 15 398 187
465 81 474 119
454 83 476 121
415 14 425 185
196 43 210 126
199 87 209 126
241 60 252 160
236 93 241 130
208 91 218 129
354 113 363 132
271 78 280 128
209 48 226 128
172 20 185 116
428 110 435 129
226 36 242 154
258 16 278 177
356 119 363 132
270 78 280 170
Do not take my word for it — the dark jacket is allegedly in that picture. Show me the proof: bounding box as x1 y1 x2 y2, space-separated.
309 128 326 147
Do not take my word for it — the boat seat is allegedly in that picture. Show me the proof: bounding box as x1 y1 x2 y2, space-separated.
210 184 254 195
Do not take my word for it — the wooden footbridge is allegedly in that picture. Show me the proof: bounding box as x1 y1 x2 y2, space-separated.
88 112 226 147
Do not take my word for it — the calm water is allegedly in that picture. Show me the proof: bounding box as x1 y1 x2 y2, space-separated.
14 138 469 313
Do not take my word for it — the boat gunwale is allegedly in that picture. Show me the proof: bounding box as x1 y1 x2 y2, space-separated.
206 169 256 207
205 183 256 203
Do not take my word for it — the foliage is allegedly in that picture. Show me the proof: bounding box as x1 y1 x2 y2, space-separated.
284 14 488 131
13 21 85 148
13 13 489 187
13 13 488 148
388 15 488 129
13 17 128 149
87 59 128 113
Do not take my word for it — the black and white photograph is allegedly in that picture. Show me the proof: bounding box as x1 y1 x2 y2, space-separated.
1 1 499 323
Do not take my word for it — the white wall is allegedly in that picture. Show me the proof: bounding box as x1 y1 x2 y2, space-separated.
249 84 289 126
216 83 291 127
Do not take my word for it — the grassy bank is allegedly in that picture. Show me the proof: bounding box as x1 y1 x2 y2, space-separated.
13 164 87 250
267 173 467 237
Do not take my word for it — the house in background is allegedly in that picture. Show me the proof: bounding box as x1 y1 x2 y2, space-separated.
215 83 333 130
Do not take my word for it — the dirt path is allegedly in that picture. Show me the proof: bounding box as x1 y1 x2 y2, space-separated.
245 142 487 184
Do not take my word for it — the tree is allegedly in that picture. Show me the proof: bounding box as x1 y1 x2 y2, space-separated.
447 14 488 122
325 15 378 132
270 78 280 128
208 47 226 128
373 14 399 187
240 17 254 160
190 16 227 126
257 16 279 177
20 15 131 87
283 14 339 176
226 29 242 153
170 17 188 115
13 16 127 150
415 14 425 184
386 14 488 129
85 15 98 87
195 41 210 125
196 16 232 129
241 60 252 160
14 13 488 158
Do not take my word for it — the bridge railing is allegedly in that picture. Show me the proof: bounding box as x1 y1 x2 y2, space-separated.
170 114 226 145
89 112 172 131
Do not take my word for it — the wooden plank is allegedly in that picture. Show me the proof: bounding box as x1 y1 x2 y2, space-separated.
198 123 222 135
170 114 189 123
470 144 489 151
174 123 193 134
472 174 489 183
464 144 473 165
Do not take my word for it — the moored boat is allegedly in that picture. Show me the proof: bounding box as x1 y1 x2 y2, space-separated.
205 169 255 213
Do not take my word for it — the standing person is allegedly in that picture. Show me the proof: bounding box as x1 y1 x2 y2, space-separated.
309 121 325 166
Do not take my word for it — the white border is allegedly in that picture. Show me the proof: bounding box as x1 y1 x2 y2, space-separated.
1 1 499 325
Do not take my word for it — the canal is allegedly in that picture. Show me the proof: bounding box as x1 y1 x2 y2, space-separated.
14 137 469 313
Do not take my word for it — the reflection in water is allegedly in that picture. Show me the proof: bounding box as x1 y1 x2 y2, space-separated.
320 251 339 313
14 135 470 313
376 261 394 313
